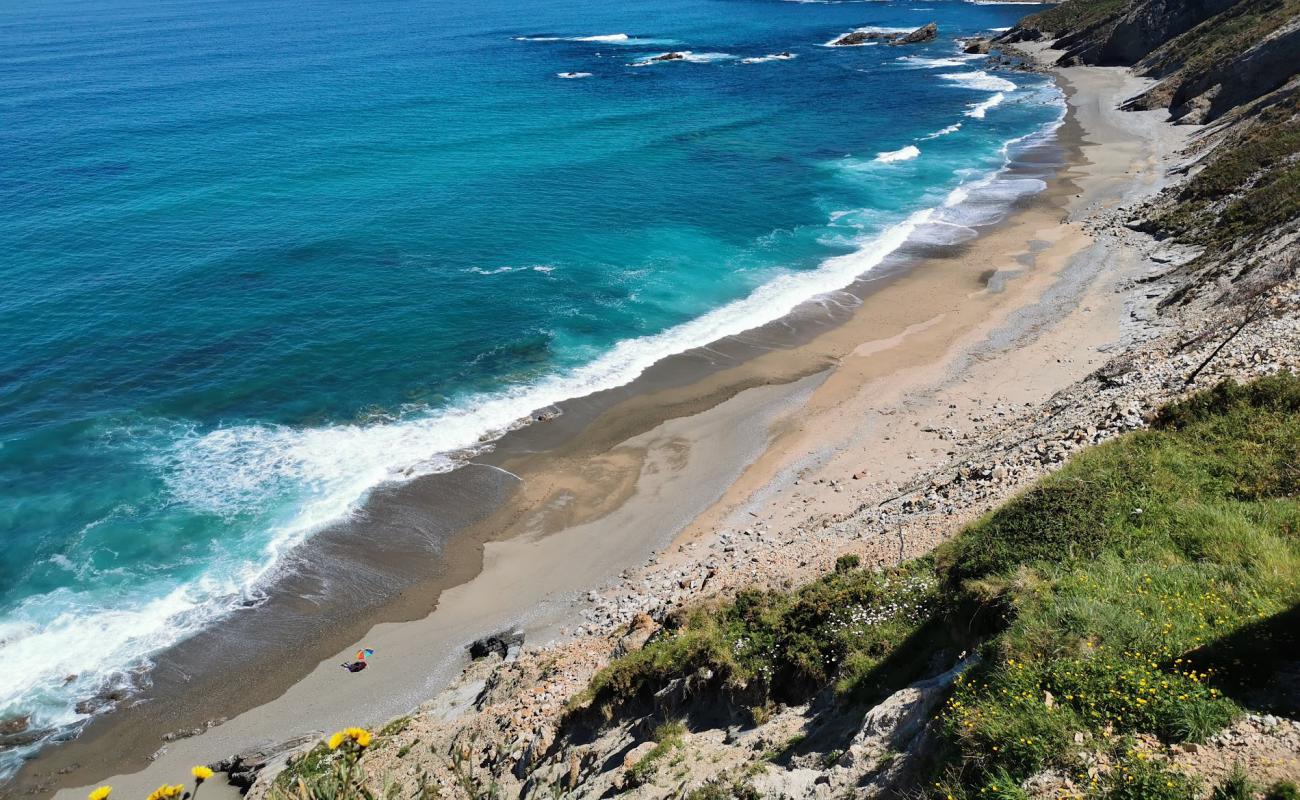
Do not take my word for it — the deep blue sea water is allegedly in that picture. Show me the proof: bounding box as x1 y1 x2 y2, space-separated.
0 0 1059 774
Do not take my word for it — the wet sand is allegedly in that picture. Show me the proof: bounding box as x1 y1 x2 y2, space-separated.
17 62 1188 800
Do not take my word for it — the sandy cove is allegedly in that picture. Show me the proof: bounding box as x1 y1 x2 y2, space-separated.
26 59 1261 800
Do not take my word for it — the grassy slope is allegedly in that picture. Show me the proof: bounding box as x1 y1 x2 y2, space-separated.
572 374 1300 799
1014 0 1129 36
1147 91 1300 252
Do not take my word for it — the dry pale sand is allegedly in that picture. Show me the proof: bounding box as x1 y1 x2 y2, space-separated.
45 62 1189 800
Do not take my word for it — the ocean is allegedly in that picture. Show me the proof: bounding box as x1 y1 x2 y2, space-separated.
0 0 1059 775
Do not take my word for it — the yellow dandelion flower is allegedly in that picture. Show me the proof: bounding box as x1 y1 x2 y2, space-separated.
191 766 214 783
88 787 112 800
328 727 373 750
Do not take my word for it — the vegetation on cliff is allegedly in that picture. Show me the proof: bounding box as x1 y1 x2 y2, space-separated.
568 374 1300 797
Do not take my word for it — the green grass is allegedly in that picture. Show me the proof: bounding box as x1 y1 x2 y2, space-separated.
571 555 956 722
626 721 687 785
568 374 1300 799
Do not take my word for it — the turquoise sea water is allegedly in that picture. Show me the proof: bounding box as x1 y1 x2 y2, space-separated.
0 0 1059 774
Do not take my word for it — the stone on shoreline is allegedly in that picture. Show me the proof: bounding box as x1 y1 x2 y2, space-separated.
469 629 526 661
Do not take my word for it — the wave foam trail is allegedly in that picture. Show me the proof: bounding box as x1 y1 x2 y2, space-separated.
939 70 1017 92
875 144 921 163
965 92 1006 118
628 51 736 66
897 56 970 68
741 53 797 64
922 122 962 139
516 33 630 42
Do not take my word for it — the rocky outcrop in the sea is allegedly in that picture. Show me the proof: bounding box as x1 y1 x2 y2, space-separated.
963 37 993 54
829 30 883 46
889 22 938 46
829 23 937 46
650 51 685 62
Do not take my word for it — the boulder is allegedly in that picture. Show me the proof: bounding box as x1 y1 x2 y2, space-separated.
651 51 686 62
611 613 658 658
214 734 316 794
468 629 525 661
963 37 992 54
0 714 29 736
890 23 938 46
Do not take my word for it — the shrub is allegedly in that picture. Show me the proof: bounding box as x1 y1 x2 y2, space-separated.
1211 764 1256 800
1266 780 1300 800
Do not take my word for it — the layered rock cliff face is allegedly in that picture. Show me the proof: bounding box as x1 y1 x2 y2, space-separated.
1001 0 1300 124
1000 0 1300 313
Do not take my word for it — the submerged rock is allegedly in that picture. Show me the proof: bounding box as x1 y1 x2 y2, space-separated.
74 687 128 716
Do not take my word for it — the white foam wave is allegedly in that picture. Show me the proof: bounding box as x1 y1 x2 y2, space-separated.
874 144 921 163
921 122 962 139
938 70 1017 92
628 51 736 66
467 264 556 275
897 56 970 68
741 52 798 64
965 91 1006 118
516 33 630 42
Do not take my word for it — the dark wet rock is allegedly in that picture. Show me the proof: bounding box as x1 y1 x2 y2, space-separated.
75 688 128 716
830 30 874 46
469 629 526 661
0 722 52 750
963 37 992 54
650 51 686 62
890 23 938 46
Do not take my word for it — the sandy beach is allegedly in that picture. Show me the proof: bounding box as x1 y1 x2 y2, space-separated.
17 59 1196 800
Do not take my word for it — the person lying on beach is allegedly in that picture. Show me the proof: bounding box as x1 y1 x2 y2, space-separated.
341 660 368 673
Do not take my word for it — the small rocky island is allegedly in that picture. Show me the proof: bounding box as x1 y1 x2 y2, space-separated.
829 22 937 47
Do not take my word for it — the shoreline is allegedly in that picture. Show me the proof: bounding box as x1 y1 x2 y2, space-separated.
15 58 1180 800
